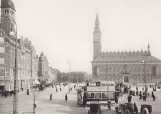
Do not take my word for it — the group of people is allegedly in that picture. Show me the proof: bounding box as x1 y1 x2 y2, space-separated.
49 84 77 102
138 90 156 101
1 90 15 97
50 93 68 102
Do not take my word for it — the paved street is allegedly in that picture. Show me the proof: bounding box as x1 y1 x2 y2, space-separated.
0 84 117 114
0 84 161 114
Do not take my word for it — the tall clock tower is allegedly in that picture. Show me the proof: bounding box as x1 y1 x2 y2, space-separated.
93 13 101 60
0 0 16 37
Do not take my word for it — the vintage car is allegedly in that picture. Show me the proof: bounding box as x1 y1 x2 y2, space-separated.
87 102 101 114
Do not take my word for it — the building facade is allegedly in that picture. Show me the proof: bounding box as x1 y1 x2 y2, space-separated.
38 52 49 82
0 0 39 93
92 14 161 84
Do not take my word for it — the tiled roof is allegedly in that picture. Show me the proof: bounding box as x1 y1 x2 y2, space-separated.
94 51 161 62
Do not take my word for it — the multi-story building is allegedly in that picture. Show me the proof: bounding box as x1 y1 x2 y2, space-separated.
92 14 161 84
0 0 39 93
38 52 49 82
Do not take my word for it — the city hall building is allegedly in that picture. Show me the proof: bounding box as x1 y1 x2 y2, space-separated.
92 14 161 84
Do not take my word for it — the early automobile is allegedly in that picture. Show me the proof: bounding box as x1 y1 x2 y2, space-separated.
88 102 101 114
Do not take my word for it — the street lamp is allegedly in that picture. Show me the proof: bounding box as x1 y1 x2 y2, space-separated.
77 72 78 87
67 60 71 92
10 21 18 114
142 58 147 95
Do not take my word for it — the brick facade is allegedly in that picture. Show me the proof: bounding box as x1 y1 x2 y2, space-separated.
92 14 161 84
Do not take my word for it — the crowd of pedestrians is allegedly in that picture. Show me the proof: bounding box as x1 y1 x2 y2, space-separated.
49 83 76 103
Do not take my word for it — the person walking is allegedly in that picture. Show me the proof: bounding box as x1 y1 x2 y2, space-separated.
27 89 29 95
134 102 138 114
151 91 154 98
107 99 112 110
139 91 142 100
115 96 119 104
50 93 53 100
136 90 138 96
128 94 132 103
83 95 86 108
65 94 68 102
152 93 156 101
142 92 145 101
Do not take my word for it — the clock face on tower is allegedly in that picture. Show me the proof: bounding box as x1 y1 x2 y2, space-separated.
94 34 100 41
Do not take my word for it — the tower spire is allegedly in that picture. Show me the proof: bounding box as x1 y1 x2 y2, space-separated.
147 43 151 55
95 13 100 31
148 43 150 49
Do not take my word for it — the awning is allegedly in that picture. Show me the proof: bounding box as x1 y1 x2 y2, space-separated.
33 80 40 85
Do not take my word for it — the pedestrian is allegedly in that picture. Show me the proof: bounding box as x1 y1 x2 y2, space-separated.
83 95 86 108
152 93 156 101
136 90 138 96
134 102 138 114
65 94 68 102
115 96 118 104
144 95 147 102
56 88 58 92
142 92 145 101
139 91 142 100
107 99 111 110
60 88 61 91
50 93 53 100
27 89 29 95
128 94 132 103
151 91 154 98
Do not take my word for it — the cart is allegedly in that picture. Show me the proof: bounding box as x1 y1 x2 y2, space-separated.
88 102 101 114
116 103 134 114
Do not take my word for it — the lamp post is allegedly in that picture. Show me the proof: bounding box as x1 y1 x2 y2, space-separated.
142 58 147 96
67 60 71 92
10 21 18 114
77 72 78 87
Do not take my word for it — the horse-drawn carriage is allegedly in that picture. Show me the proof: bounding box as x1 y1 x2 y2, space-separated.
115 103 136 114
115 103 152 114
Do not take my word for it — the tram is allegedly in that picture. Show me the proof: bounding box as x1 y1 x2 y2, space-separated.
86 81 116 102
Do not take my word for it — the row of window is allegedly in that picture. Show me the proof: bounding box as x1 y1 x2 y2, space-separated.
0 68 33 77
0 69 5 76
99 75 153 81
88 92 114 99
2 9 15 17
96 66 158 74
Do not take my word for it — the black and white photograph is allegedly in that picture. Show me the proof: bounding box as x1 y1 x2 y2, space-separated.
0 0 161 114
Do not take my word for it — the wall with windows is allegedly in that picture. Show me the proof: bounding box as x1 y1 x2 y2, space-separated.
92 61 161 83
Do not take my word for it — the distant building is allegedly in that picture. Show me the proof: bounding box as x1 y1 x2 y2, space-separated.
48 67 58 84
0 0 39 93
92 13 161 84
38 52 49 82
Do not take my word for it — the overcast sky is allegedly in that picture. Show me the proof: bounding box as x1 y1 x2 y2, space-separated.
11 0 161 73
